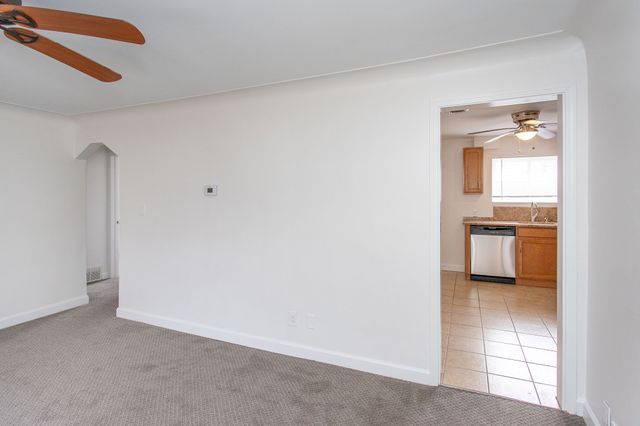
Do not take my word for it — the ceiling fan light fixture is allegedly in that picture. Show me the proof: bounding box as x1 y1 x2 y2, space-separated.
515 129 537 141
468 110 556 143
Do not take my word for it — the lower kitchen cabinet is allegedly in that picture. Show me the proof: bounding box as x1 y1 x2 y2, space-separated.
464 223 557 288
516 227 557 288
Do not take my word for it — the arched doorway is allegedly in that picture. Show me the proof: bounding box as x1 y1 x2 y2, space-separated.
77 143 120 294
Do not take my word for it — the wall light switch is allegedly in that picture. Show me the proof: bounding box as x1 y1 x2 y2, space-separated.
204 185 218 196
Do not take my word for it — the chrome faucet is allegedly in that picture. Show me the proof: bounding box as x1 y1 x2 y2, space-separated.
530 202 539 222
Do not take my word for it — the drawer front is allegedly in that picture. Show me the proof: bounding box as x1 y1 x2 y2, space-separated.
518 227 557 239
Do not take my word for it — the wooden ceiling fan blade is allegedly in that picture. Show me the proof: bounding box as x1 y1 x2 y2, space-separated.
5 28 121 82
0 5 145 44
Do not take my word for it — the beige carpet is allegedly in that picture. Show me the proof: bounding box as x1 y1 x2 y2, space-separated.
0 280 584 425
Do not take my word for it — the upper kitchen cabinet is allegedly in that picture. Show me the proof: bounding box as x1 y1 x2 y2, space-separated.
463 147 483 193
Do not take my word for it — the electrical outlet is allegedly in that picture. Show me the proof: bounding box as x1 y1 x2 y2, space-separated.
306 313 316 330
287 311 298 327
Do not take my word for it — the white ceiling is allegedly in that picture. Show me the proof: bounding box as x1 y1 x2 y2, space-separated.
441 99 558 138
0 0 580 115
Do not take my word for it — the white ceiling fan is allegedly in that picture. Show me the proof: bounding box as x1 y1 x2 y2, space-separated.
468 110 556 144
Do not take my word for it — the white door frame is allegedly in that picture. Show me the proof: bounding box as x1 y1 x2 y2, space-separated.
427 86 587 415
109 154 120 279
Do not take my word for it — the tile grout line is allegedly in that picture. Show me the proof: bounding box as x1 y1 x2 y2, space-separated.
536 296 560 408
477 280 490 394
441 273 455 384
444 346 556 366
540 312 558 344
443 274 558 404
444 364 555 384
506 289 543 406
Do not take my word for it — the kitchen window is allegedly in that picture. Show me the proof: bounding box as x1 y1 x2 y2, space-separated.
492 156 558 203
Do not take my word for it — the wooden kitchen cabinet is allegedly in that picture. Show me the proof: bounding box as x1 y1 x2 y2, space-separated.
463 147 483 193
516 227 557 288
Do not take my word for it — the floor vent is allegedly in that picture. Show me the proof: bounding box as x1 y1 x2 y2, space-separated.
86 267 102 283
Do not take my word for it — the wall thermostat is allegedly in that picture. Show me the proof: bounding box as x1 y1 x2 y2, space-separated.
204 185 218 196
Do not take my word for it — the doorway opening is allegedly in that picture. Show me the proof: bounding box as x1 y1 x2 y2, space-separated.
438 96 561 408
79 143 120 290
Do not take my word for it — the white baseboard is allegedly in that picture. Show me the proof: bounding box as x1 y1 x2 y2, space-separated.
441 263 464 272
581 399 601 426
117 307 432 385
0 295 89 330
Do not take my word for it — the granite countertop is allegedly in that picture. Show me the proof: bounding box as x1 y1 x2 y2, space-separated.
462 217 558 228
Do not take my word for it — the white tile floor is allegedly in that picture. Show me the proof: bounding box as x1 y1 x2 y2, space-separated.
441 271 559 408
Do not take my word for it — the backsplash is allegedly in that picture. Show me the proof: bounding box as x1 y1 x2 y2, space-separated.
493 206 557 222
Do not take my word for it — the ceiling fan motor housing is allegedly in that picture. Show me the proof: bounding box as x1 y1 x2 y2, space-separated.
511 110 540 124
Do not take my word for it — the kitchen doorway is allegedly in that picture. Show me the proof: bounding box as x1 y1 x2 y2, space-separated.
437 95 562 408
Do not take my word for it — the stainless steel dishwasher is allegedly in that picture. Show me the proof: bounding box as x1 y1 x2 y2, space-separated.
470 225 516 284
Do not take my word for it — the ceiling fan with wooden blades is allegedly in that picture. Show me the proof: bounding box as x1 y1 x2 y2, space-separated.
468 110 557 144
0 0 145 82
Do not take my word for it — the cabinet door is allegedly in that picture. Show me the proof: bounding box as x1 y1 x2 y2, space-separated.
463 147 483 193
517 236 557 282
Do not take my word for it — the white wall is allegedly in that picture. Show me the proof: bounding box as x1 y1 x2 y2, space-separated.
440 138 478 271
0 104 87 329
75 34 587 392
572 2 640 424
441 135 558 271
85 146 112 280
